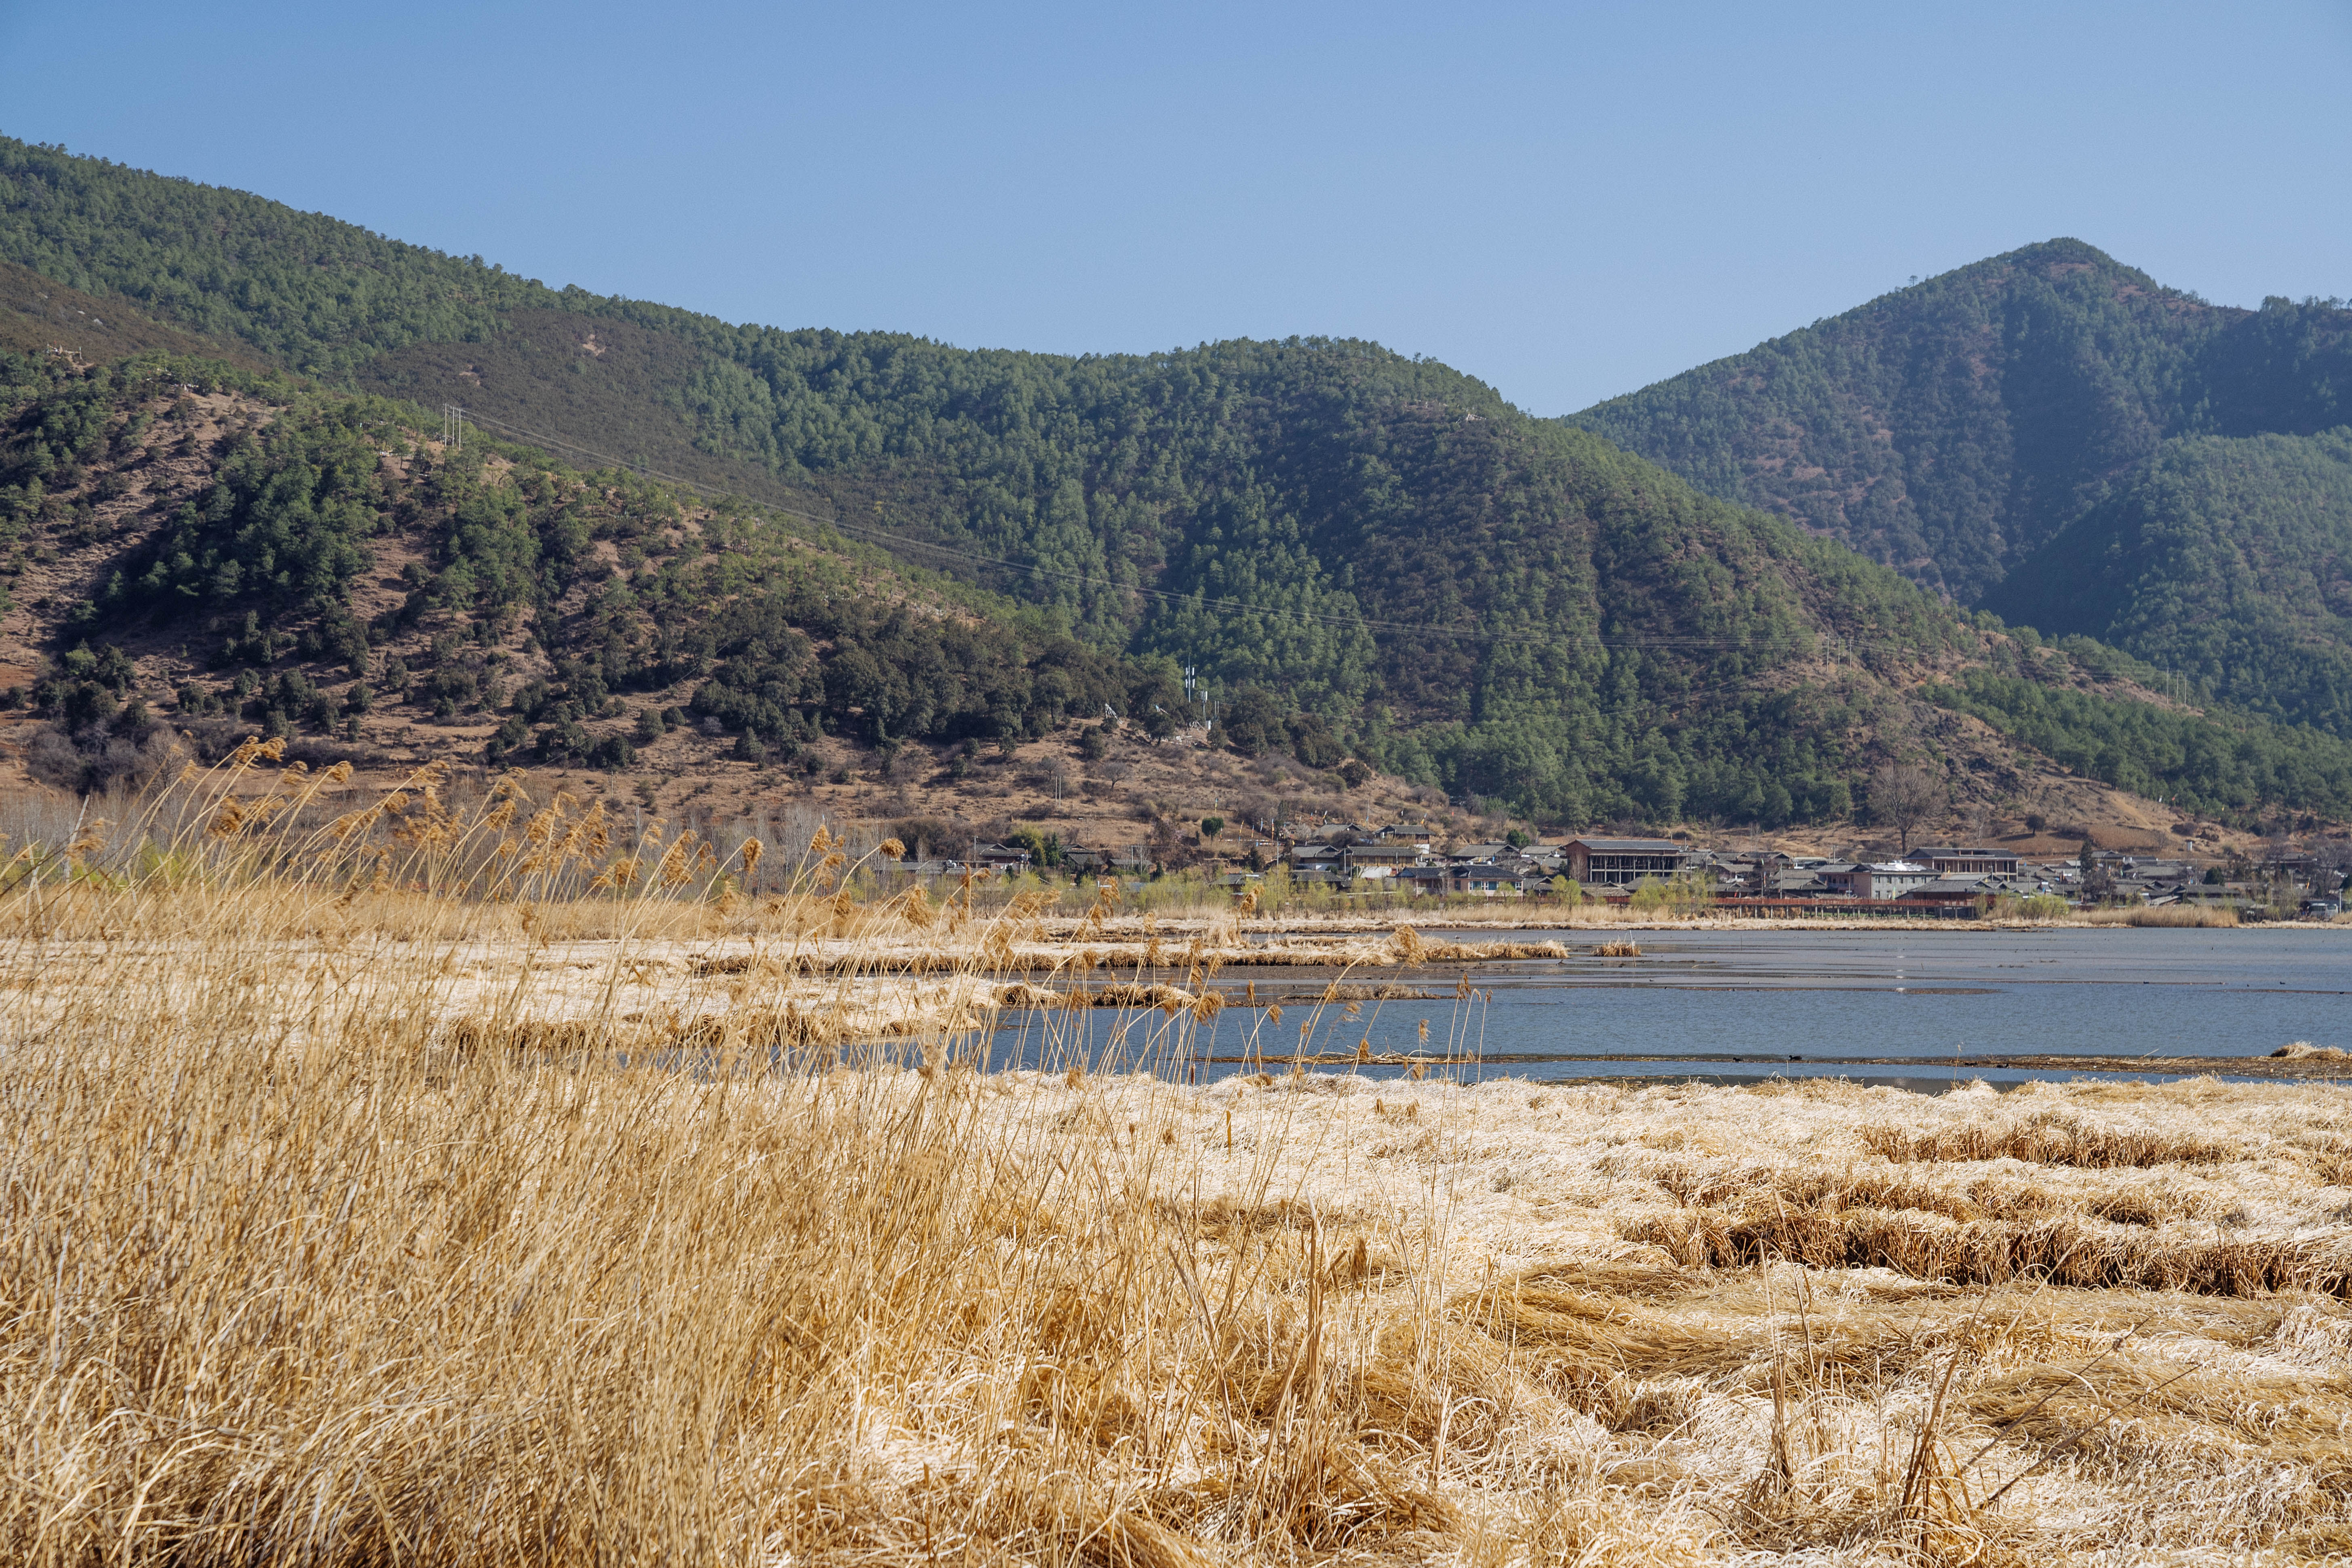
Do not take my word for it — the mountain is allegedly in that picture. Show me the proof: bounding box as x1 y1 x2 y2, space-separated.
5 139 2352 831
0 351 1177 788
0 257 276 372
1567 238 2352 732
1983 429 2352 736
1570 239 2352 603
0 340 1954 828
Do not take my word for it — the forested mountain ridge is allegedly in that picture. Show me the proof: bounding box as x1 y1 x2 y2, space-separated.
5 139 2352 830
0 141 555 378
1983 428 2352 735
0 136 1974 823
1568 240 2352 601
0 352 1175 788
0 342 1964 827
9 344 2348 829
0 257 278 371
1567 238 2352 742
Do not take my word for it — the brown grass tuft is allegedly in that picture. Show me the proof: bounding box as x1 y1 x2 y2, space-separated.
1625 1206 2351 1296
1861 1113 2240 1168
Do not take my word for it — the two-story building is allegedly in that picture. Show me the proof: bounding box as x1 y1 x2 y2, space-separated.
1905 873 1993 905
1819 860 1936 900
1393 864 1452 897
1559 837 1685 889
1344 841 1430 879
1286 842 1346 875
1914 846 2023 877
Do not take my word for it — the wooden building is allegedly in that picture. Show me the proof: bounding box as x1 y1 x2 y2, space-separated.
1559 837 1685 888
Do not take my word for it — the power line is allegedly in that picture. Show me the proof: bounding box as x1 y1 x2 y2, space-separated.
450 405 1915 658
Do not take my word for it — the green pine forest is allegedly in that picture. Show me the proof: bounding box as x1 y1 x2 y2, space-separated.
4 137 2350 828
1570 238 2352 745
1984 429 2352 737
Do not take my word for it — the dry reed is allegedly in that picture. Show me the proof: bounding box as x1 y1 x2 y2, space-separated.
2086 904 2241 928
1860 1114 2240 1168
5 760 2350 1564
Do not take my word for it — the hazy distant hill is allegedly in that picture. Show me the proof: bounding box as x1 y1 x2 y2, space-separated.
6 138 2352 827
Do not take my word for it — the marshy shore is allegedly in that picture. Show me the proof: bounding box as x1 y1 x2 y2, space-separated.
6 757 2348 1564
9 897 2352 1564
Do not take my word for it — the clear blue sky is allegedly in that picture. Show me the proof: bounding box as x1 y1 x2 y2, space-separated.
4 0 2346 414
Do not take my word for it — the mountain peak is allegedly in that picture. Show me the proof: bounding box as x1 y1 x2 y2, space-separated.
1569 240 2346 602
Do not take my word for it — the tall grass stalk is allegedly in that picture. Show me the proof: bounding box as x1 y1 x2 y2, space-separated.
0 758 1501 1565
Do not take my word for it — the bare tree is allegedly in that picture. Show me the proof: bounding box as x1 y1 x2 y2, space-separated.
1869 762 1944 855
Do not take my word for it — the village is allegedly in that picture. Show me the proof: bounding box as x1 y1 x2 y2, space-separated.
885 819 2352 919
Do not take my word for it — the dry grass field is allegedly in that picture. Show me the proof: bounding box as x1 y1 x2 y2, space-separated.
4 750 2350 1566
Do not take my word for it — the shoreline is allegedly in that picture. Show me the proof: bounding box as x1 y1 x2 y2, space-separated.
1044 909 2352 938
1182 1051 2352 1085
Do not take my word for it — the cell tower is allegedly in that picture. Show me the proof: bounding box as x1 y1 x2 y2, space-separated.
1182 666 1214 733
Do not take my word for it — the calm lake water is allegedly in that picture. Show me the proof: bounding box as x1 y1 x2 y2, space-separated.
982 927 2352 1090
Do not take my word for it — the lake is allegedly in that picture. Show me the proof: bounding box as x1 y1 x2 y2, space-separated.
982 926 2352 1090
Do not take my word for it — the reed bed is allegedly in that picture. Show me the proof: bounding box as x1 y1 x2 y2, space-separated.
1859 1113 2242 1169
5 757 2351 1564
2085 905 2242 928
1626 1208 2348 1296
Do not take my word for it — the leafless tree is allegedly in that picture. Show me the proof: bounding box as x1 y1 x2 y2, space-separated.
1149 815 1187 867
1869 762 1945 855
